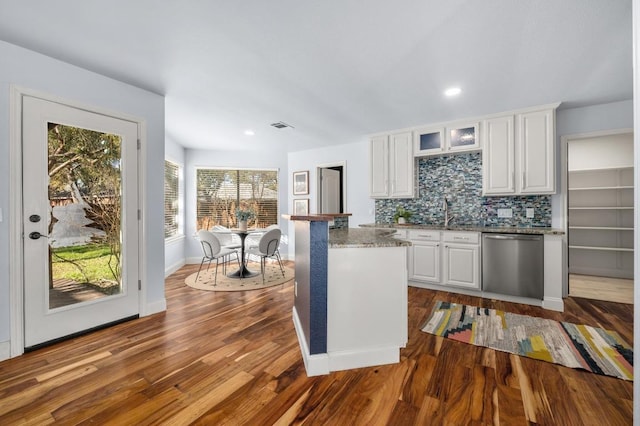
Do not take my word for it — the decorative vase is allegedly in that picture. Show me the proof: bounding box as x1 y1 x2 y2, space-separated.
397 217 406 224
239 220 247 231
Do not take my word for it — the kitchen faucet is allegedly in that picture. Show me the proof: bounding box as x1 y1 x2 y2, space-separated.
443 196 455 227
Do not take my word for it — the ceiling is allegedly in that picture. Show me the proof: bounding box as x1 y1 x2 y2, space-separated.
0 0 632 152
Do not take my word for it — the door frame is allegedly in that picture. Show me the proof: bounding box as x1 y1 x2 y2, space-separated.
560 127 634 298
9 85 147 357
316 161 347 214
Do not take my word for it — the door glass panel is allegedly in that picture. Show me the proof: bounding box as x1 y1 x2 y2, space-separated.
48 123 122 309
419 132 442 150
449 127 476 147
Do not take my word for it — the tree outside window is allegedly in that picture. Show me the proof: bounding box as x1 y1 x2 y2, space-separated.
196 168 278 230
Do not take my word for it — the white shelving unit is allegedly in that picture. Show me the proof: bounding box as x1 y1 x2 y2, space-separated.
568 165 634 279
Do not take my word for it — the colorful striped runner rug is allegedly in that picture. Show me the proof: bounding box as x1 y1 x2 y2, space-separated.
421 301 633 381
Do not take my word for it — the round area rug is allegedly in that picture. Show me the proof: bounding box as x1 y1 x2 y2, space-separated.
185 261 294 291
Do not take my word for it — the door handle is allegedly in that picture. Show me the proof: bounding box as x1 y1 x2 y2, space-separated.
29 231 48 240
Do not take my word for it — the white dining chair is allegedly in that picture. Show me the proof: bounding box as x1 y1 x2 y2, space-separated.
245 228 285 282
211 225 242 249
196 230 240 285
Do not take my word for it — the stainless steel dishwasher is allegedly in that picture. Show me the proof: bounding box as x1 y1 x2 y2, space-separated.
482 233 544 299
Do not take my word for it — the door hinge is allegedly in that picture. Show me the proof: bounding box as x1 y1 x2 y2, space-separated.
138 280 142 290
138 209 141 220
137 139 141 150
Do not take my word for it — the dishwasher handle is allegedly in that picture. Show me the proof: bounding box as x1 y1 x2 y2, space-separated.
483 234 542 241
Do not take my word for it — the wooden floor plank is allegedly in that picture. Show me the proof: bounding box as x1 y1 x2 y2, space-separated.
0 262 633 425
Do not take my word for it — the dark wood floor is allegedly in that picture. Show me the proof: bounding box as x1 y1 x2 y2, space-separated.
0 262 634 425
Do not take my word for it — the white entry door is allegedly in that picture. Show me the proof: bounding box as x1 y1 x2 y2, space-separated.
22 95 140 348
320 168 341 213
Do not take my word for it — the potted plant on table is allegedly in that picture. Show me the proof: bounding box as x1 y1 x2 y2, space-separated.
393 206 412 225
235 208 255 231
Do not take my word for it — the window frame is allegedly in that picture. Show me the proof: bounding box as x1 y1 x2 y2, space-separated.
164 159 183 240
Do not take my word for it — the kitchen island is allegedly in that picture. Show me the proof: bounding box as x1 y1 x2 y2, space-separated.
284 215 411 376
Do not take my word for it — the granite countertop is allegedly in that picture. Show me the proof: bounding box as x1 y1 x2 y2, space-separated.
360 223 564 235
329 228 412 248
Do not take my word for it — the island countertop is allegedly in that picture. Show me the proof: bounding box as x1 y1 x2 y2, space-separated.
359 223 564 235
329 228 412 248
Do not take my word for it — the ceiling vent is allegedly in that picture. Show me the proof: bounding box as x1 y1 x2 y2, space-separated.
270 121 294 129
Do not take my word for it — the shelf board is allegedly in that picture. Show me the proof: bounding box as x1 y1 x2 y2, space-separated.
569 245 634 252
568 206 633 210
568 166 633 173
569 207 634 211
568 186 633 191
569 226 633 231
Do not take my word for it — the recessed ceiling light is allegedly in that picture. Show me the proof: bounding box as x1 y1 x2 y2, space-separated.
244 130 255 136
445 87 462 97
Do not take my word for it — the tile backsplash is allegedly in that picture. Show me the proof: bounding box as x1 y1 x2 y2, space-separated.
375 152 551 227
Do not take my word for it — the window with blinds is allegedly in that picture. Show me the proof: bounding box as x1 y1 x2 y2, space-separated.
196 168 279 230
164 160 180 238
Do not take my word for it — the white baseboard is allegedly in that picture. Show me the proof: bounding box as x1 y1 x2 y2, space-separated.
142 299 167 316
542 297 564 312
165 259 186 277
0 341 10 361
292 307 329 377
327 346 399 372
186 256 202 264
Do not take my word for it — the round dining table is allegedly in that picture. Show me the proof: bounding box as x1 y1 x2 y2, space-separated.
226 229 260 278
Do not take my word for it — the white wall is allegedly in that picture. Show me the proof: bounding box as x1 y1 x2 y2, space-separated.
183 148 289 261
553 99 634 227
286 139 376 258
165 137 186 276
0 41 166 348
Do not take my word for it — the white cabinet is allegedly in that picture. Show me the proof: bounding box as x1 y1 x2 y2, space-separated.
410 242 440 282
370 131 414 198
407 230 480 290
407 230 440 283
482 104 559 195
369 135 389 197
518 109 556 194
442 232 480 290
414 122 480 157
482 115 515 194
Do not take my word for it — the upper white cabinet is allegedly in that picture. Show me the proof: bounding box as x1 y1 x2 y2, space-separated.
482 115 515 194
414 121 480 157
369 131 415 198
482 104 559 196
518 109 556 194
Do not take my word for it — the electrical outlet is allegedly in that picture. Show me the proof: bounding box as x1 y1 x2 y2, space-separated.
526 208 535 218
497 208 513 218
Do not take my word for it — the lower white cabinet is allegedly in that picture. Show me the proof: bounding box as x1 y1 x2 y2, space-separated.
409 241 440 282
442 243 480 289
408 230 480 290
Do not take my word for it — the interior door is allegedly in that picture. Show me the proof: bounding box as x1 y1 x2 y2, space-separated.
320 168 341 213
22 95 140 348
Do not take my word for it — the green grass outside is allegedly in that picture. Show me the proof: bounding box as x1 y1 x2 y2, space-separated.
52 244 120 293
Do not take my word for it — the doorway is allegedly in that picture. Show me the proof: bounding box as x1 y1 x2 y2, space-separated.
317 162 346 214
20 94 140 349
564 129 634 304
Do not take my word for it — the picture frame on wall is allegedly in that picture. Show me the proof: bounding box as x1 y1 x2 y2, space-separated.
293 198 309 215
293 170 309 195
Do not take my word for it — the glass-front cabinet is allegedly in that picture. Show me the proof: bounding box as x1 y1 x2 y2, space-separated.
447 121 480 152
414 126 445 156
414 122 480 157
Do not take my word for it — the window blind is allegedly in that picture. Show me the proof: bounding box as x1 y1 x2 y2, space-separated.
164 160 180 238
196 168 278 230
